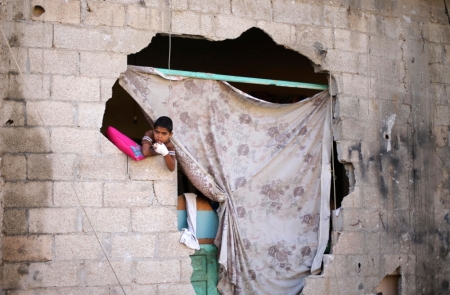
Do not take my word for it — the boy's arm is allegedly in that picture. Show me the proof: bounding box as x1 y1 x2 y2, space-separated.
141 131 159 157
163 153 176 172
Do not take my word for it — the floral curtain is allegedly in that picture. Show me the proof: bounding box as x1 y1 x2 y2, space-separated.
119 66 332 295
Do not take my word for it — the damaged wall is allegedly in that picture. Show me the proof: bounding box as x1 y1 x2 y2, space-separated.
0 0 449 294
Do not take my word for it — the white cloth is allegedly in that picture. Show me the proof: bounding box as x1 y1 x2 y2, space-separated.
179 193 200 250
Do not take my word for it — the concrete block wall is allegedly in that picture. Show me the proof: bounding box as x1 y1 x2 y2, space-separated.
0 0 449 294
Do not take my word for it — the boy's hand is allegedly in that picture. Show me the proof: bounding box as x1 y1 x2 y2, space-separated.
153 143 169 156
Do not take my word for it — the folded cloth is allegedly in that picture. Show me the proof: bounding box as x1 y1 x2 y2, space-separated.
180 228 200 250
179 193 200 250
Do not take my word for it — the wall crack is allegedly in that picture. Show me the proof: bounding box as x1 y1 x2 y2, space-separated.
444 0 450 25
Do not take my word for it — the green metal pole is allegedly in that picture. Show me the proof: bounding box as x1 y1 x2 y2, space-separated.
154 68 328 90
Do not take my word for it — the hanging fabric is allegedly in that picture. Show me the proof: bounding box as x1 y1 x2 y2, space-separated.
119 66 332 295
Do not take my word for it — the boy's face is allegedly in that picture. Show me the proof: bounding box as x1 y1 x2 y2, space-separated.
154 126 172 144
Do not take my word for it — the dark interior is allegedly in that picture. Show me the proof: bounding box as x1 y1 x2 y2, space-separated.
128 27 328 103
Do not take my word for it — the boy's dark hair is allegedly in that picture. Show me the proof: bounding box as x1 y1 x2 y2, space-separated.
154 116 173 133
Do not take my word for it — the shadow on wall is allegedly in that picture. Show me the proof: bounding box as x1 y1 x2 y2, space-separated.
1 98 58 289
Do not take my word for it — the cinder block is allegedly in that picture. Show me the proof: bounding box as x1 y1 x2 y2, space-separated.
341 188 362 209
333 232 365 254
154 180 177 206
52 75 100 101
132 207 177 233
110 285 157 295
1 154 27 180
29 208 78 234
434 125 449 147
303 275 329 295
326 50 362 74
361 186 385 209
80 52 127 78
339 73 370 98
334 29 368 53
158 284 196 295
9 73 51 99
51 128 99 154
0 74 8 104
110 27 156 54
384 17 402 39
158 232 194 258
129 157 175 181
135 260 180 284
4 235 53 262
83 1 125 27
100 79 116 101
104 181 154 207
256 21 296 48
54 181 103 207
328 275 365 295
26 101 75 126
369 36 402 60
369 78 406 101
2 134 41 158
1 263 29 289
110 234 156 258
349 10 384 36
180 257 193 283
8 287 111 295
28 261 80 288
79 154 128 180
215 15 256 39
11 22 53 48
436 105 450 125
171 11 201 35
8 47 27 73
0 100 25 127
83 208 130 233
127 5 153 30
5 0 31 21
29 49 78 75
31 0 80 24
55 234 104 260
231 0 271 21
54 25 105 51
27 153 77 180
77 102 105 128
85 260 132 287
295 25 333 53
273 1 323 26
323 6 349 29
4 181 53 208
425 23 450 44
189 0 230 14
100 134 122 154
3 209 27 235
171 0 188 10
428 43 444 63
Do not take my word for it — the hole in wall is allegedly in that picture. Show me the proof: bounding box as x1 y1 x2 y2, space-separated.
32 5 45 17
384 134 390 140
100 81 152 141
330 141 351 211
376 267 401 295
128 27 328 103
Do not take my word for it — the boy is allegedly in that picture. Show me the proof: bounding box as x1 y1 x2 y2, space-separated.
141 116 176 172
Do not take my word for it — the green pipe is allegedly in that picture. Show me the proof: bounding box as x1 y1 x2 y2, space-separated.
154 68 328 90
